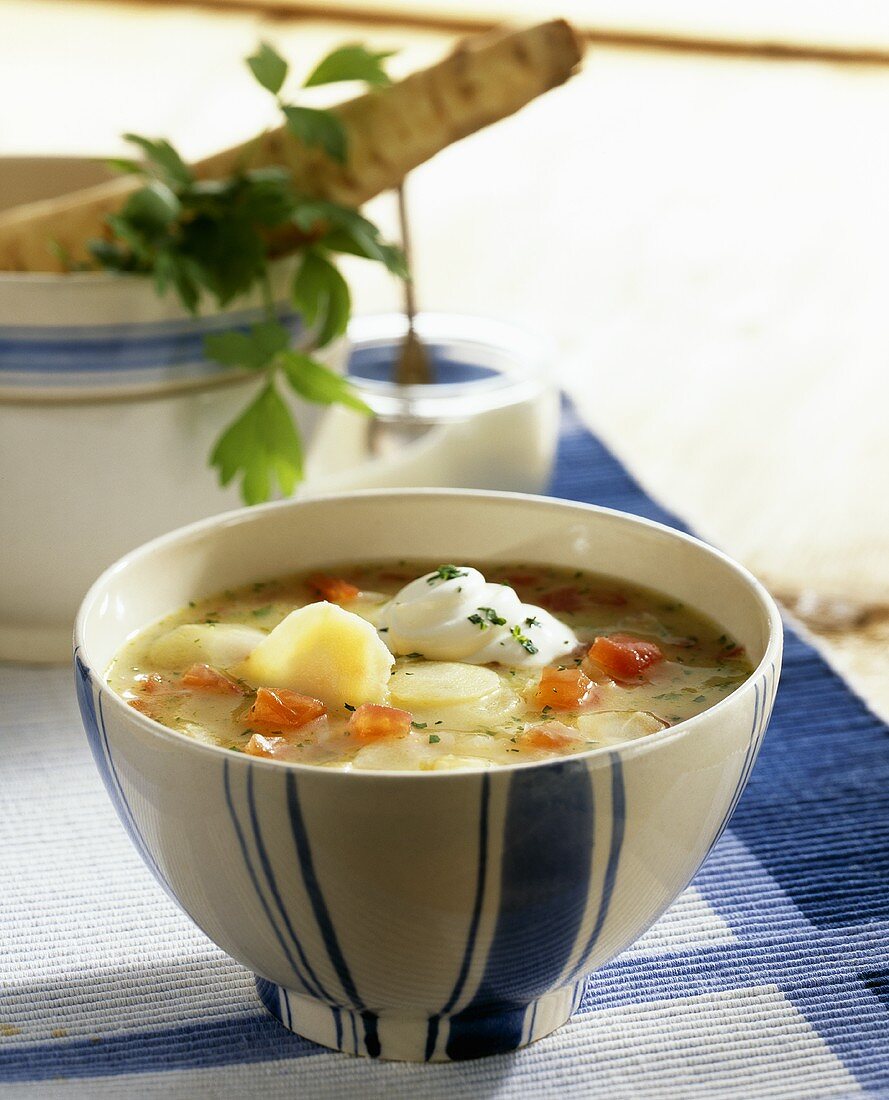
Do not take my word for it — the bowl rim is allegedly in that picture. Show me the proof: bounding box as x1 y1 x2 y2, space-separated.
74 488 784 779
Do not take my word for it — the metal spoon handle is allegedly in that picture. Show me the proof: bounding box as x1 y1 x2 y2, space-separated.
397 183 419 333
392 182 433 386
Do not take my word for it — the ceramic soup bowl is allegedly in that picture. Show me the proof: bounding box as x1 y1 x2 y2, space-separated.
74 490 783 1062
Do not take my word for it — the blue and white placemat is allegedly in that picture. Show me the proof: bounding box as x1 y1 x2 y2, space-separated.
1 404 887 1097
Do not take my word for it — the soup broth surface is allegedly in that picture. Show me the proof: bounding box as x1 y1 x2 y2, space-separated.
107 561 752 770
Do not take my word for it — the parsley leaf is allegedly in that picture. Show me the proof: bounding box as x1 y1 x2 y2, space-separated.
427 565 469 584
304 44 395 88
92 41 401 506
247 42 289 96
280 350 370 412
282 105 348 164
116 182 180 238
468 606 507 630
510 624 539 655
204 321 290 371
210 383 303 504
293 200 407 277
123 135 193 190
291 249 351 346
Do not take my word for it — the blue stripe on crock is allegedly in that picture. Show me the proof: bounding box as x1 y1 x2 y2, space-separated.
223 760 317 999
424 772 491 1061
0 310 304 374
285 772 381 1058
445 760 595 1060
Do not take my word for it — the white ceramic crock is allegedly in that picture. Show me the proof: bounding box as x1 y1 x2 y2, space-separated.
0 157 336 663
74 490 783 1062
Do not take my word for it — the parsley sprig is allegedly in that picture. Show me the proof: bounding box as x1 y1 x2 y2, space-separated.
468 606 508 630
90 42 406 505
510 624 539 655
427 566 469 584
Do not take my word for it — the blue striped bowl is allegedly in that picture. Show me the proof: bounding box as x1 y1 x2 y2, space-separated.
73 490 783 1061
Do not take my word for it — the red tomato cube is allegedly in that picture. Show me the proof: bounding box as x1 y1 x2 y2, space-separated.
586 634 664 681
347 703 413 743
521 721 580 751
535 666 597 710
245 687 326 731
180 663 243 694
308 574 361 603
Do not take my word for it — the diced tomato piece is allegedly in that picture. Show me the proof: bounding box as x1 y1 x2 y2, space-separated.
521 721 580 751
134 673 185 698
540 586 583 613
308 574 360 603
586 634 664 681
589 592 628 607
128 698 152 714
136 673 166 694
347 702 412 743
535 666 597 710
245 687 326 731
180 663 244 694
505 571 538 588
724 645 746 659
244 733 287 758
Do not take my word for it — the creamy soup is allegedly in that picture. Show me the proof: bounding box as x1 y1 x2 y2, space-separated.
107 562 752 770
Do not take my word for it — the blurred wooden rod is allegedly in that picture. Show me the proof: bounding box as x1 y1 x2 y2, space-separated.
147 0 889 67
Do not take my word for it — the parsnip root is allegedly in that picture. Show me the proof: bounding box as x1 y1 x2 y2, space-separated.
0 20 582 272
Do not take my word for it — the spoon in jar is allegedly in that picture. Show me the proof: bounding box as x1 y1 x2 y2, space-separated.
392 181 434 386
367 182 435 456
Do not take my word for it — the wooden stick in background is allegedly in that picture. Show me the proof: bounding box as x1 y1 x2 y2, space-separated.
0 19 582 273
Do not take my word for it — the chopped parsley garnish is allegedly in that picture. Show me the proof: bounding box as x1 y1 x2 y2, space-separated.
251 605 272 616
468 606 507 630
428 734 441 744
427 565 468 584
411 721 427 729
524 616 541 628
344 703 356 712
510 623 539 654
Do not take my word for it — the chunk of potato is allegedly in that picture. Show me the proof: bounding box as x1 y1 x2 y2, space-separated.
389 662 501 708
350 733 430 771
576 710 668 744
148 624 265 672
237 601 394 708
422 754 494 771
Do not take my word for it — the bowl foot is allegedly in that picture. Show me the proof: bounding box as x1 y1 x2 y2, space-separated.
255 975 586 1062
